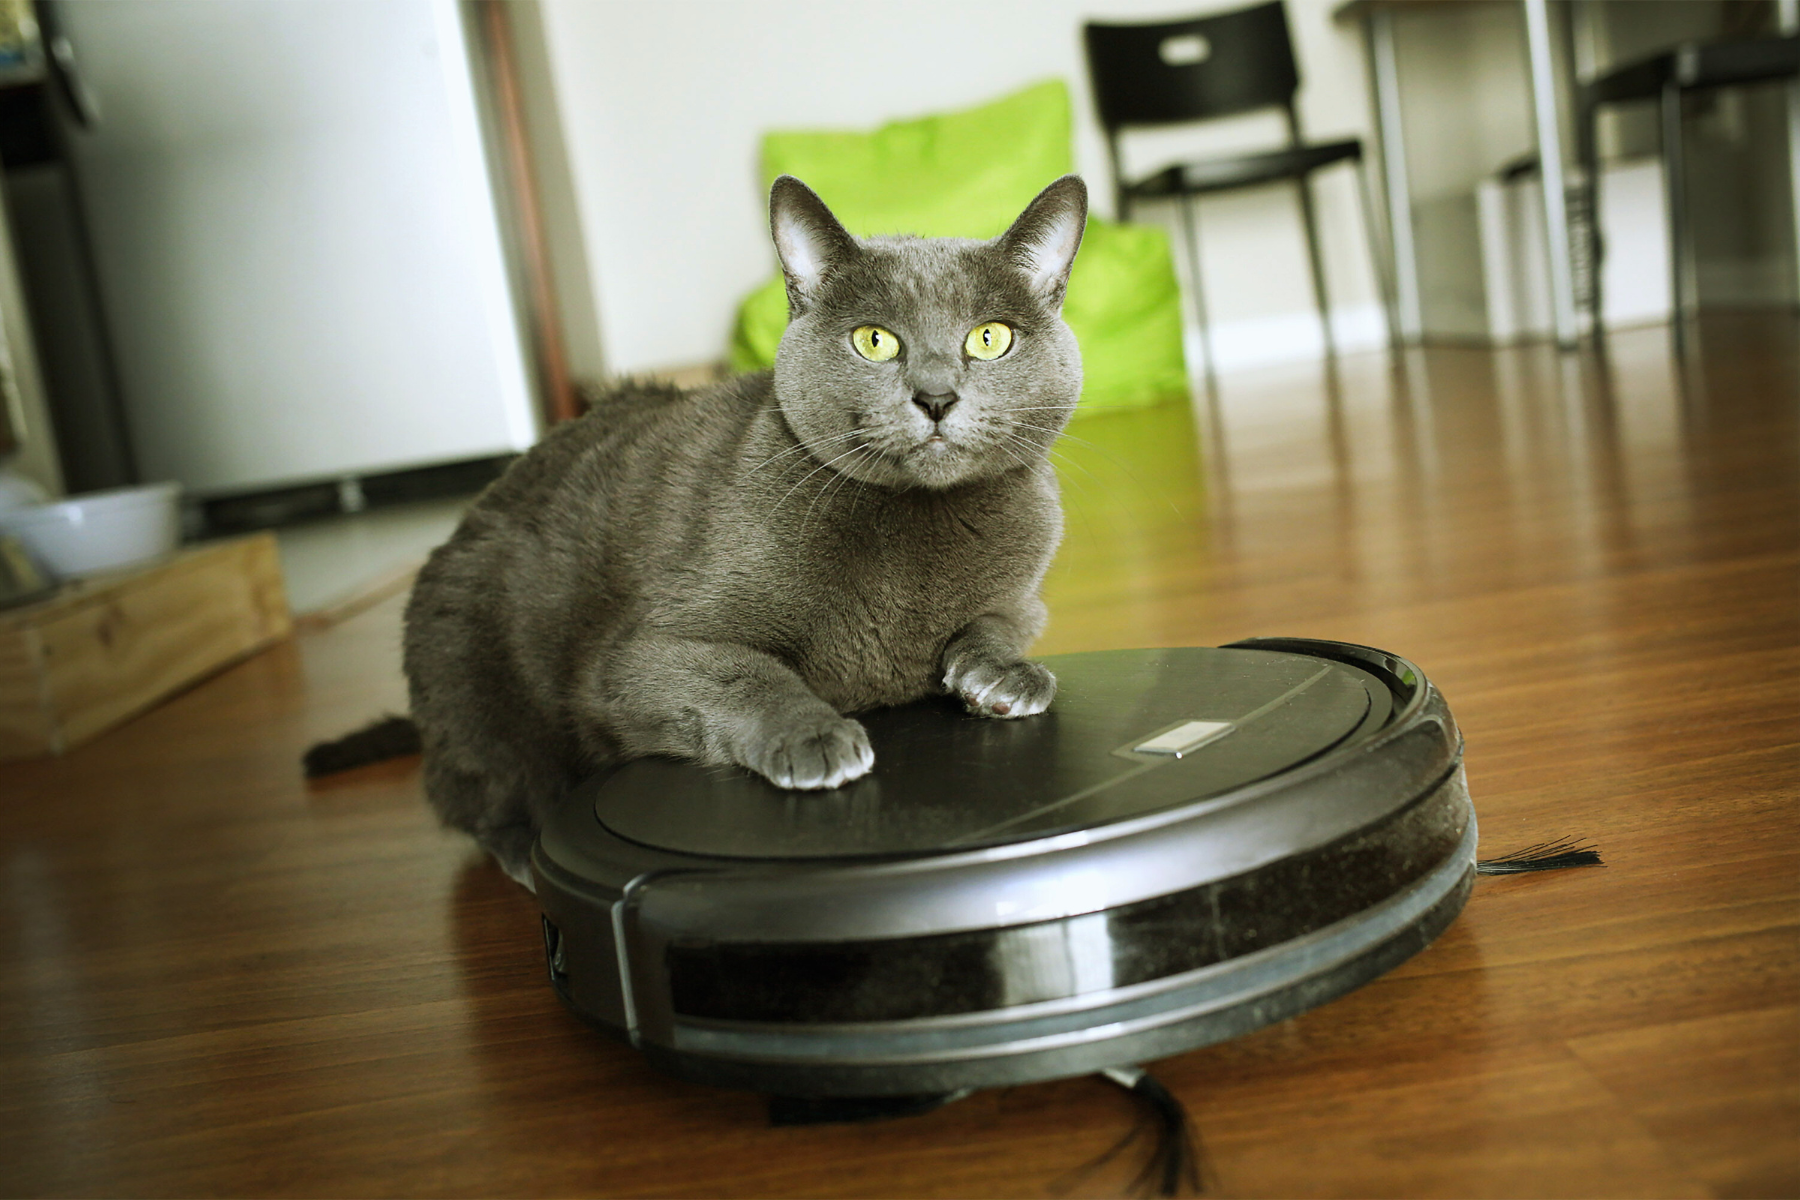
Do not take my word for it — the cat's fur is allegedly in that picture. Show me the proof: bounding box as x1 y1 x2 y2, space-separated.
402 174 1087 885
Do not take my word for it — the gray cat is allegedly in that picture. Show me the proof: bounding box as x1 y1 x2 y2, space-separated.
400 174 1087 886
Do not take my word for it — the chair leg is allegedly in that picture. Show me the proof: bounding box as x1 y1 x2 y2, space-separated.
1578 100 1606 336
1176 193 1218 395
1295 172 1336 360
1661 81 1692 360
1106 133 1132 225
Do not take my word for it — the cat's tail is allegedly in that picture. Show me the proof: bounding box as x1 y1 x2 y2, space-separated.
303 714 421 778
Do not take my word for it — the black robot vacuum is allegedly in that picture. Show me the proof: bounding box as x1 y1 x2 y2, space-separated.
532 637 1473 1098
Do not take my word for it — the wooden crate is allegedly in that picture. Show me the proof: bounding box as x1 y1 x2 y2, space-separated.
0 534 291 761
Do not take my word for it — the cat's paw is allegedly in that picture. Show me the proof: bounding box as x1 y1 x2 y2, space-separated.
945 657 1057 719
747 714 875 790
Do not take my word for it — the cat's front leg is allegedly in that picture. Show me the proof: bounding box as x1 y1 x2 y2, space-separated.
941 607 1056 719
589 636 873 789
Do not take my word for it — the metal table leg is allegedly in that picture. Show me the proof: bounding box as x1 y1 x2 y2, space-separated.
1662 79 1693 361
1367 8 1421 343
1781 0 1800 306
1523 0 1580 350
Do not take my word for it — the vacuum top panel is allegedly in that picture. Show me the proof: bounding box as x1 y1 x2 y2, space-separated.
592 647 1395 860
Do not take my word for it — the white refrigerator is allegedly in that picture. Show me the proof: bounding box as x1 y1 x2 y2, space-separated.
49 0 539 497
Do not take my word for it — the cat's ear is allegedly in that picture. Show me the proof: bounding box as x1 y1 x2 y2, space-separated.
770 175 858 314
997 175 1088 307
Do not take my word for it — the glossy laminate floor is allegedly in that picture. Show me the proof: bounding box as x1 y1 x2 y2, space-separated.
1 314 1795 1198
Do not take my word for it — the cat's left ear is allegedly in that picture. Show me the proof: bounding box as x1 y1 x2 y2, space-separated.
770 175 859 314
997 175 1088 307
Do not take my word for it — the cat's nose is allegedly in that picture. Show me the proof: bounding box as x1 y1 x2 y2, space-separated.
913 391 959 422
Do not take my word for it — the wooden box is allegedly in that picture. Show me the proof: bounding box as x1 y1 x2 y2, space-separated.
0 534 291 761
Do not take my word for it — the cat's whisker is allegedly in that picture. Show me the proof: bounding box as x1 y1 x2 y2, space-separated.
773 440 877 515
828 455 871 528
1036 440 1119 515
982 421 1057 454
751 426 866 485
983 429 1054 478
1047 450 1110 516
771 459 843 514
979 431 1036 467
1012 429 1105 481
971 428 1028 468
1006 420 1077 437
989 434 1109 557
981 429 1107 520
806 444 867 510
1011 419 1169 482
1040 427 1195 522
823 449 878 534
744 444 814 479
844 449 881 520
752 448 833 487
743 428 861 482
798 442 873 536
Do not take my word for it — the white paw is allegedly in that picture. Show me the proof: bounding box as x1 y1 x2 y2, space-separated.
748 714 875 790
945 657 1057 719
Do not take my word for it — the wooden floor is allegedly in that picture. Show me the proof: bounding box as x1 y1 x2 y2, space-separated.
2 314 1795 1199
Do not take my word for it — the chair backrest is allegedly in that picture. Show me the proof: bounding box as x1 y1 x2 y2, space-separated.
1084 1 1300 132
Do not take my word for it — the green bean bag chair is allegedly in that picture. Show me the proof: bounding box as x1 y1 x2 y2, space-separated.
728 80 1188 417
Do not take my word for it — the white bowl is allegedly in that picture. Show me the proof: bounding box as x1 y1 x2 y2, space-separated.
0 482 183 579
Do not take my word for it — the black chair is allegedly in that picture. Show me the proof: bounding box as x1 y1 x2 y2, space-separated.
1084 1 1391 383
1578 34 1800 355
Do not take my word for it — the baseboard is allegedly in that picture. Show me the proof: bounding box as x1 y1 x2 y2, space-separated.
197 454 515 536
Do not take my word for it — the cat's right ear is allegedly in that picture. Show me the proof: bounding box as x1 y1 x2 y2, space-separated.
997 175 1088 308
770 176 858 314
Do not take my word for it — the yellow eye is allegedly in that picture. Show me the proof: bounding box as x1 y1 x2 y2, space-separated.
851 325 901 362
965 321 1013 360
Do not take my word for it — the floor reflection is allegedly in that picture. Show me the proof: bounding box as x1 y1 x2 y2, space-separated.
1043 311 1797 653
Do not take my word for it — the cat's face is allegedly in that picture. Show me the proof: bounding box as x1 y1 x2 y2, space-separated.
769 176 1086 491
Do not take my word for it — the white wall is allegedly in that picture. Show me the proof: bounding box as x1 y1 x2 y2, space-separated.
534 0 1388 378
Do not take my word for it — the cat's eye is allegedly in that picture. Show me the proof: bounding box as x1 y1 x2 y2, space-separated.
965 321 1013 361
851 325 901 362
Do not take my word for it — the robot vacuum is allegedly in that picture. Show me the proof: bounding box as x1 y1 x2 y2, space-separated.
532 637 1474 1098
